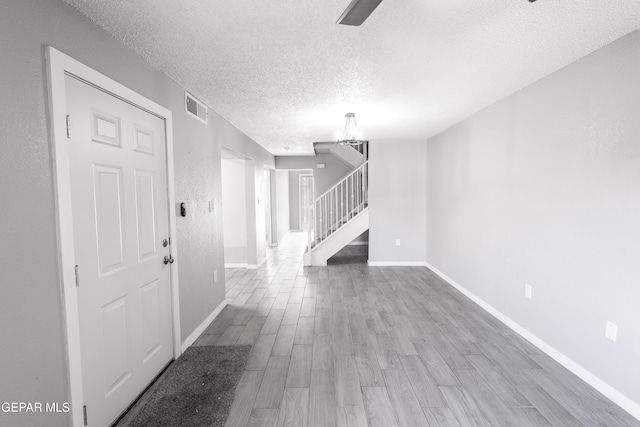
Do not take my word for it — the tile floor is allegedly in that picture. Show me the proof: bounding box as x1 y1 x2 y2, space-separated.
192 232 639 427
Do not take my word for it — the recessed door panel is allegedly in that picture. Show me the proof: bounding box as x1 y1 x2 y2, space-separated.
91 109 121 147
101 296 131 397
140 280 161 363
134 125 154 155
135 170 157 261
94 164 125 275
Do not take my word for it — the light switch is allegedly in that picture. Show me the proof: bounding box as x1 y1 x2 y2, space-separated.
605 321 618 342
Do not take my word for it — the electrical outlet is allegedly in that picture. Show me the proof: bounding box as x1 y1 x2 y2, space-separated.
395 239 401 246
213 270 218 283
209 200 215 213
524 284 533 299
605 321 618 342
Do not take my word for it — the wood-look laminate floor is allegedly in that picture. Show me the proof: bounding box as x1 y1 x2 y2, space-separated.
194 232 639 427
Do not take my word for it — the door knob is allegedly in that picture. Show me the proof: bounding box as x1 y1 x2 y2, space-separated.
163 255 174 265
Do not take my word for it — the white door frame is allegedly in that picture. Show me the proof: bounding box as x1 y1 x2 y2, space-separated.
299 173 313 231
46 47 182 427
264 168 276 247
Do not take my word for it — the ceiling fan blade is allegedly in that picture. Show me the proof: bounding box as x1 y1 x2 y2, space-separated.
337 0 384 26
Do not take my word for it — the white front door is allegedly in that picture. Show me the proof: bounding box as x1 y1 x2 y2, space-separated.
65 75 174 426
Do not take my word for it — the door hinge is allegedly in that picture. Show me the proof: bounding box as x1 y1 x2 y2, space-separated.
83 405 88 426
75 265 80 287
66 114 71 139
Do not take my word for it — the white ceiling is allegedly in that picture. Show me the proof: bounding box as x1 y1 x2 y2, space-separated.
65 0 640 155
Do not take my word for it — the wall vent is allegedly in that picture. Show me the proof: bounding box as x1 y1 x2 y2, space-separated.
185 91 208 124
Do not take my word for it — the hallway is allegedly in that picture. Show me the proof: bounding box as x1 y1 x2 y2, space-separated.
194 233 638 426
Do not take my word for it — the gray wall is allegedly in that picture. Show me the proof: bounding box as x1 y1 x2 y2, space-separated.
275 154 351 196
426 31 640 408
0 1 272 425
368 140 427 263
275 170 290 243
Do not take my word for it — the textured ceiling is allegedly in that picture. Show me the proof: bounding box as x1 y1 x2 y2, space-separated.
65 0 640 155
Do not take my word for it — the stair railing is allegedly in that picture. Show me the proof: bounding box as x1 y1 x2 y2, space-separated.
361 141 369 159
352 140 368 159
307 160 369 251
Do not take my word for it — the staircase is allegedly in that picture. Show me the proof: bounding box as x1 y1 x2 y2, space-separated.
303 154 369 266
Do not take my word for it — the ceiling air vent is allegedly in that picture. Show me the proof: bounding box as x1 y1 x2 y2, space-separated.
185 91 208 124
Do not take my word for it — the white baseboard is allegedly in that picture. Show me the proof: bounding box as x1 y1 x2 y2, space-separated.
228 257 267 270
423 261 640 422
347 241 369 246
247 257 267 270
181 299 227 353
367 261 427 267
225 263 247 268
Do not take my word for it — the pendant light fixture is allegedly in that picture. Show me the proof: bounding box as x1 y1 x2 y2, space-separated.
338 112 366 146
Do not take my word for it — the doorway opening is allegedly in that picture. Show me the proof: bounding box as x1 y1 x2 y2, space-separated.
221 150 251 267
299 174 314 232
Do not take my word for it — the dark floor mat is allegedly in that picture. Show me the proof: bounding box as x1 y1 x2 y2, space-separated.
126 345 251 427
